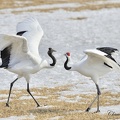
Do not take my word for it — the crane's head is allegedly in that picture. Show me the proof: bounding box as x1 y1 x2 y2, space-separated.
48 48 56 55
47 48 56 66
65 52 70 57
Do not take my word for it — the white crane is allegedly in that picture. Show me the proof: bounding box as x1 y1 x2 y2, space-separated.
64 47 120 112
0 17 57 107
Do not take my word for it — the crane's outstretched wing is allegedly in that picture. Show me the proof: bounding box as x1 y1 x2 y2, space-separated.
16 17 44 57
97 47 118 63
0 34 28 68
97 47 118 55
84 48 120 71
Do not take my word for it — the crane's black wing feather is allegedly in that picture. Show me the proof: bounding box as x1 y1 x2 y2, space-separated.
97 47 118 55
97 47 119 65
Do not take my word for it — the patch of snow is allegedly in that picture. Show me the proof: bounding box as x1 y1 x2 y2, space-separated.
0 94 16 102
87 0 120 5
0 3 81 14
39 105 54 109
0 94 8 98
0 114 35 120
111 97 120 101
1 1 120 14
49 116 64 120
15 0 33 5
66 110 83 114
58 95 82 103
106 0 120 3
0 99 7 102
91 105 120 114
0 1 120 100
19 95 48 100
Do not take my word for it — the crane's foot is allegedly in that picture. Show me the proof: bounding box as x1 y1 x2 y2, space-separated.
6 103 9 107
37 103 40 107
94 110 100 113
85 107 90 112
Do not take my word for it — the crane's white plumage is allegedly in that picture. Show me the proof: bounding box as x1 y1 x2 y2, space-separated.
16 17 44 58
64 47 120 112
0 33 41 76
0 34 28 52
84 49 120 71
0 17 56 107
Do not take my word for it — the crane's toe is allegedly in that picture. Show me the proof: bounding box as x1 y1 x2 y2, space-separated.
94 110 100 113
85 107 91 112
6 103 9 107
37 104 40 107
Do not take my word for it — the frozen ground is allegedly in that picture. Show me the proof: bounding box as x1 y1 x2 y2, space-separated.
0 1 120 118
0 114 35 120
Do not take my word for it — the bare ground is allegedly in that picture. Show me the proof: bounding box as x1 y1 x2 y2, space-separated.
0 85 120 120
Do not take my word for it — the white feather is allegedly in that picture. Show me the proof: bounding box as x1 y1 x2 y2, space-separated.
16 17 44 58
0 34 28 52
84 49 120 71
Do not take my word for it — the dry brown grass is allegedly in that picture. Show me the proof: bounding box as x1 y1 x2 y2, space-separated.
0 85 120 120
0 0 120 13
0 0 99 9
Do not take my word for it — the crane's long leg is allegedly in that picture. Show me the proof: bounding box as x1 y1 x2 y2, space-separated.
27 83 40 107
6 78 18 107
96 84 101 112
86 84 101 112
85 95 98 112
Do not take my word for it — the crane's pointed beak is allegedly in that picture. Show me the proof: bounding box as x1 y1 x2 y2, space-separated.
52 49 56 52
64 53 67 57
48 48 56 52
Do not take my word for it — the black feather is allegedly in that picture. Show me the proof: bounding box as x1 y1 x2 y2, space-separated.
16 31 27 36
0 45 12 68
97 47 118 55
97 47 119 64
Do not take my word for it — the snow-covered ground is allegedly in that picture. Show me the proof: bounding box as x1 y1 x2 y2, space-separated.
0 1 120 118
0 4 120 92
0 114 35 120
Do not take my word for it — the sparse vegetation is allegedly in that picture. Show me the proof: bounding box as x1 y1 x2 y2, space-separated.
0 85 120 119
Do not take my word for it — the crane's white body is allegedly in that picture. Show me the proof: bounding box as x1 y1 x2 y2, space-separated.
0 17 56 107
68 49 120 84
65 47 120 112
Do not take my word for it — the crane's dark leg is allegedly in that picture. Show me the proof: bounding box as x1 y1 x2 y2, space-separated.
85 95 98 112
96 84 101 112
27 83 40 107
6 78 18 107
85 84 101 112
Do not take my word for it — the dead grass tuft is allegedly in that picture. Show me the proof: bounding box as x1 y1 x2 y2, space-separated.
0 0 120 13
0 85 119 119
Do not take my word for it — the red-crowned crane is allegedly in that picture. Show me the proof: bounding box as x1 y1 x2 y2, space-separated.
0 17 56 107
64 47 120 112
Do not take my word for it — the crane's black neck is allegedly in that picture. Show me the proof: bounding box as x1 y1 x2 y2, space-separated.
48 52 56 66
64 56 71 70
